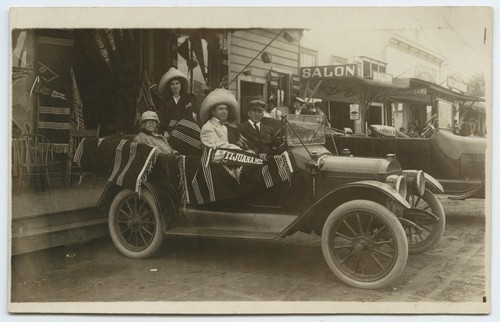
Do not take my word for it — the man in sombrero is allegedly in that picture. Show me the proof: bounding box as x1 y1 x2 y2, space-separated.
199 89 249 150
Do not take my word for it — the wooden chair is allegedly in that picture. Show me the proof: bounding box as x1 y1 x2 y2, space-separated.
16 134 54 192
68 126 100 187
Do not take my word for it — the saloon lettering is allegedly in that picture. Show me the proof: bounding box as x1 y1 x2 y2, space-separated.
300 65 357 79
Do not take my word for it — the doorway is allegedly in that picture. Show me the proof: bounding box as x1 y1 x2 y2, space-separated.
328 102 354 131
366 104 383 126
240 81 264 122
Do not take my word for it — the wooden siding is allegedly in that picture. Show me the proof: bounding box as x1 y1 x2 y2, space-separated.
229 29 300 92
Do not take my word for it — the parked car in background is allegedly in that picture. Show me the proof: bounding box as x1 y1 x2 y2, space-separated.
81 115 446 289
324 115 486 200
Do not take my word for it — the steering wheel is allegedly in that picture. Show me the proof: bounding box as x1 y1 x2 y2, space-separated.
271 127 287 154
271 126 283 144
419 114 438 138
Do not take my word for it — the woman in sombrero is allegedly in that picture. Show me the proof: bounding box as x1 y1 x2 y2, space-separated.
199 89 249 150
157 67 203 155
157 67 198 135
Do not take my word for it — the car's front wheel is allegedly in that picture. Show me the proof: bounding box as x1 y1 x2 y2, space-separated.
321 200 408 289
109 188 164 258
401 189 446 254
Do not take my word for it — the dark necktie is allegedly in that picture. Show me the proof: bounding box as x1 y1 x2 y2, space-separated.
219 120 228 126
253 122 260 133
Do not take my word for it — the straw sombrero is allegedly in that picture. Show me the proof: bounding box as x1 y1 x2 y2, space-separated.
158 67 189 96
199 89 239 124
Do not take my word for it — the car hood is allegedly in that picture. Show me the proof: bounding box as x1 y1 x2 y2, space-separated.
290 145 402 177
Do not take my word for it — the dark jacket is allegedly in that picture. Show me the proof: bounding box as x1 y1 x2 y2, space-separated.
158 93 198 133
238 121 275 154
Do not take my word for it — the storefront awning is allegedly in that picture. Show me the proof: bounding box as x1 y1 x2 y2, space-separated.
381 78 484 104
301 75 408 102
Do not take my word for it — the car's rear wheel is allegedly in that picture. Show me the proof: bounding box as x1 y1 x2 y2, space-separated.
321 200 408 289
109 189 164 258
402 189 445 254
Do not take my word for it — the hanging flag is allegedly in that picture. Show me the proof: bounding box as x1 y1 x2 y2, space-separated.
177 38 190 61
190 30 208 81
70 67 85 130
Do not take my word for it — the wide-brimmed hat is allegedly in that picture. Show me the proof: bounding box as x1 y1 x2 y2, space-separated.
158 67 189 96
249 100 266 111
140 110 160 123
200 89 239 124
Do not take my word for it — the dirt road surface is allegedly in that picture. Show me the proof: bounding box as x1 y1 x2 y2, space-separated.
10 196 487 304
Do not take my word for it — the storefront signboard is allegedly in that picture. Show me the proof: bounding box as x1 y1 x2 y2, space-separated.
372 71 393 83
447 77 468 93
300 64 357 80
350 104 360 120
383 88 428 96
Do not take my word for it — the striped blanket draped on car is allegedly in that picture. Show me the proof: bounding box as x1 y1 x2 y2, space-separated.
179 148 296 205
74 137 160 193
76 137 296 203
169 116 203 156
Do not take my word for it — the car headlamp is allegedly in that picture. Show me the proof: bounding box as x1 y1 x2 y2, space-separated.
385 175 407 200
403 170 426 196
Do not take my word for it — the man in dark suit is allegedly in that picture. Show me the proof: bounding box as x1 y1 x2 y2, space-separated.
239 100 277 155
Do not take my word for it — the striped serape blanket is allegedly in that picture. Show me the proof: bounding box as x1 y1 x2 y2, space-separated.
179 148 296 205
169 116 203 156
76 137 160 193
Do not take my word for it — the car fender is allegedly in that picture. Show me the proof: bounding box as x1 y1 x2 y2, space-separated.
277 180 410 238
422 172 444 193
329 181 411 208
97 181 178 231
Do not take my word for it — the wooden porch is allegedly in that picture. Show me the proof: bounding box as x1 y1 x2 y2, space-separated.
11 178 109 255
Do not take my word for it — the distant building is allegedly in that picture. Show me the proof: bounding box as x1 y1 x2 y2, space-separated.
303 33 483 134
300 47 318 67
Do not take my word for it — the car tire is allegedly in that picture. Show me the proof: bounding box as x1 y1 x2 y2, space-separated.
321 200 408 289
402 189 446 254
109 188 165 259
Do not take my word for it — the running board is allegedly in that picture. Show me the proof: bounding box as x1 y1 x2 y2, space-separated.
166 227 278 240
166 208 299 239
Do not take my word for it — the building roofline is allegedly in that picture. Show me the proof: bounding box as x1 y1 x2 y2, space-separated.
389 34 446 63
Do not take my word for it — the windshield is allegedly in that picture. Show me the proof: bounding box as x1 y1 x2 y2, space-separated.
286 114 326 146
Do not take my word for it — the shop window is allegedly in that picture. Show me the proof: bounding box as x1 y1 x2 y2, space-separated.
300 52 317 67
363 61 371 78
12 30 36 135
269 71 293 107
12 30 34 69
360 56 387 78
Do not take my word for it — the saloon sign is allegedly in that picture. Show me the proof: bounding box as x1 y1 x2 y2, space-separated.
300 65 358 80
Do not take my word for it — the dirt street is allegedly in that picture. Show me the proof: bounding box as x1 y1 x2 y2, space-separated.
10 196 487 304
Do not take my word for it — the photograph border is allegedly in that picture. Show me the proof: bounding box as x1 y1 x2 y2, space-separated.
5 3 497 319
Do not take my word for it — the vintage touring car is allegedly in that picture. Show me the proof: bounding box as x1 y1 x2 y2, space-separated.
80 114 445 289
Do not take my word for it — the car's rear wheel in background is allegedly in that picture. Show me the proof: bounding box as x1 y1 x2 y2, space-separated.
109 189 164 258
401 189 446 254
321 200 408 289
